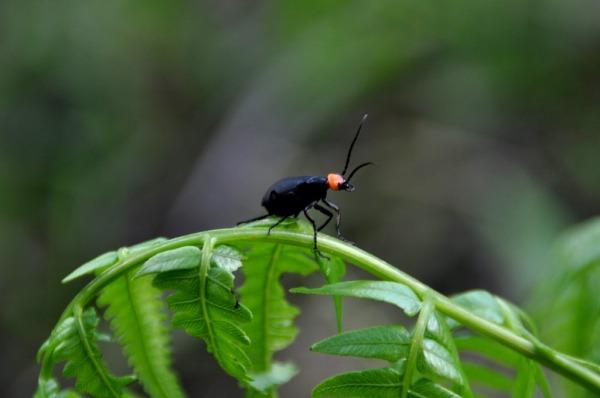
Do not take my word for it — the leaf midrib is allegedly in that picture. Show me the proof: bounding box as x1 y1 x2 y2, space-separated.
262 244 282 370
319 341 408 348
401 298 434 398
318 382 402 390
199 238 220 364
123 274 172 398
75 308 120 397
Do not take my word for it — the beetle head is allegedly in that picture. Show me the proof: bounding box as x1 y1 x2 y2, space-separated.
327 173 355 191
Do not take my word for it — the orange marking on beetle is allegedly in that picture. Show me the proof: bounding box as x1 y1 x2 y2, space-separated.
327 173 344 190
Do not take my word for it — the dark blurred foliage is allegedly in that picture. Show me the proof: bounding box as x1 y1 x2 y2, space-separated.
1 0 599 396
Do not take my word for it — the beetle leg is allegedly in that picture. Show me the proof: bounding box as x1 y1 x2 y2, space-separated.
322 199 352 243
313 203 333 231
230 288 240 309
237 214 269 225
303 207 330 260
267 216 289 235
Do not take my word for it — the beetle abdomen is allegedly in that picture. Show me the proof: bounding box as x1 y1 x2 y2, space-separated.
262 176 327 216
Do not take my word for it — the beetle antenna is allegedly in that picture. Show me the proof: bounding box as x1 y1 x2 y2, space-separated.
346 162 374 182
341 114 368 176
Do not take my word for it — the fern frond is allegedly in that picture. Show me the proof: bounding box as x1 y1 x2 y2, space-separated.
403 298 471 397
137 241 253 383
237 240 317 394
97 271 185 398
38 222 600 397
316 254 346 333
420 308 469 391
450 290 551 397
311 325 410 361
245 362 299 397
291 280 421 316
62 251 118 284
34 378 81 398
36 307 134 397
62 237 169 284
295 281 471 397
234 218 346 395
312 367 461 398
529 217 600 397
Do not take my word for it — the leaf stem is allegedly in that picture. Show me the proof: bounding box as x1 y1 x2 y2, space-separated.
199 238 218 364
59 227 600 393
402 297 434 398
73 305 120 397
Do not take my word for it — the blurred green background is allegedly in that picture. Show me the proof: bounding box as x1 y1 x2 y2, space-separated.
1 0 600 396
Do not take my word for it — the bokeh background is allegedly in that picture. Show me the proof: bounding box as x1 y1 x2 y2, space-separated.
1 0 600 397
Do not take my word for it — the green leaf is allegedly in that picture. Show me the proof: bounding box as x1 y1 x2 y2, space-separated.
455 335 519 368
136 246 201 277
212 245 244 272
418 339 462 385
291 281 421 316
248 362 299 395
152 240 253 383
311 325 410 362
512 357 537 398
496 297 531 335
460 362 513 391
238 241 317 394
402 298 432 398
62 238 169 284
533 365 553 398
456 332 551 396
532 217 600 397
316 255 346 333
40 223 600 397
302 288 468 397
37 308 134 397
62 251 118 283
34 379 81 398
312 368 403 397
128 237 168 254
97 271 185 398
424 312 471 394
448 290 504 328
309 299 469 397
558 216 600 271
410 378 462 398
400 298 471 397
312 368 459 398
236 219 322 396
425 312 463 366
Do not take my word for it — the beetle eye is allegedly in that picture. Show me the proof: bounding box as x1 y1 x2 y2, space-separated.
340 181 355 192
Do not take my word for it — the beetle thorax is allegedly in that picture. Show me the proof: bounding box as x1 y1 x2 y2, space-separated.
327 173 345 191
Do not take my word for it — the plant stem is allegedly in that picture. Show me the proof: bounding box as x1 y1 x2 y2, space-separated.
402 296 434 398
62 226 600 393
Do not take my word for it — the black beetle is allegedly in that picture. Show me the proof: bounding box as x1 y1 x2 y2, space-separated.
238 115 372 257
